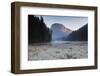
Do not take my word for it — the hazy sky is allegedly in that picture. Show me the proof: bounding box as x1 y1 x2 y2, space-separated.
39 15 88 31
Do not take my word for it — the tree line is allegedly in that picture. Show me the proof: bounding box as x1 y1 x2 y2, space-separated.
28 15 52 44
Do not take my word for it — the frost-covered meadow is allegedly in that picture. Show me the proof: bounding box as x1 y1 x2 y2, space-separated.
28 41 88 60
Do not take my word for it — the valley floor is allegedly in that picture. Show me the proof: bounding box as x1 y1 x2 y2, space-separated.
28 41 88 60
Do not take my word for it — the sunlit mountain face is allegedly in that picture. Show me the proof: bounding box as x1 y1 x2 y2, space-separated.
51 23 72 41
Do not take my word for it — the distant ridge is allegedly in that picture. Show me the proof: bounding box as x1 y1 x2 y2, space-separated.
51 23 72 41
66 24 88 41
51 23 71 32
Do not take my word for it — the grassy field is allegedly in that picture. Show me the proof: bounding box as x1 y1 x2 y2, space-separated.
28 41 88 60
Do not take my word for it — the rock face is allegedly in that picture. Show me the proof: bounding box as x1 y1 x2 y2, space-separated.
51 23 72 41
67 24 88 41
28 15 52 44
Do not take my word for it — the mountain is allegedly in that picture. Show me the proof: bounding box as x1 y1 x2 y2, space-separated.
51 23 72 41
66 24 88 41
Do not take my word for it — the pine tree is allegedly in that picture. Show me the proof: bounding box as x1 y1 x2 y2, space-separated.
28 15 52 44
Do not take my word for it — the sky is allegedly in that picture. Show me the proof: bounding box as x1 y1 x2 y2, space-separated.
39 15 88 31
